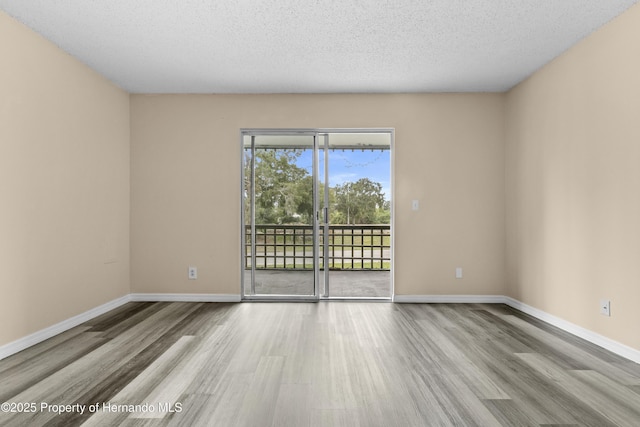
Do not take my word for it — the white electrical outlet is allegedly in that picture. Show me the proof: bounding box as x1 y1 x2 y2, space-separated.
455 267 463 279
412 200 419 211
600 299 610 316
188 266 198 280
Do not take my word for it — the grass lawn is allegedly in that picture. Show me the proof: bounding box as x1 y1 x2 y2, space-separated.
250 261 391 270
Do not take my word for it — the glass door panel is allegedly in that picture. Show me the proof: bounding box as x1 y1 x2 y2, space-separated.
242 133 319 299
324 132 392 298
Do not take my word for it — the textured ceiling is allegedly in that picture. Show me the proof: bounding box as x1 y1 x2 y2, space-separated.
1 0 638 93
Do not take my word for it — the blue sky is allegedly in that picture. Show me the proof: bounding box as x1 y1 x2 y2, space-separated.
297 149 391 201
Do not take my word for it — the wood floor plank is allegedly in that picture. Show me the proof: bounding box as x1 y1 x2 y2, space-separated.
86 302 158 332
81 335 196 426
482 399 549 427
272 383 311 427
0 326 92 373
235 356 285 427
117 418 166 427
415 318 510 400
570 370 640 422
311 328 359 410
516 352 636 426
280 313 316 385
500 313 640 385
497 355 616 426
310 408 361 427
129 333 220 419
0 331 106 402
176 373 253 427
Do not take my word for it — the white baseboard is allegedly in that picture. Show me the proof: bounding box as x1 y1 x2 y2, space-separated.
0 294 131 361
129 293 241 302
393 294 507 304
503 297 640 364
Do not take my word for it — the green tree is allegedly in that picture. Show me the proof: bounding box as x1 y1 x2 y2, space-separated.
284 175 314 224
333 178 387 224
244 149 311 224
374 200 391 224
244 150 389 225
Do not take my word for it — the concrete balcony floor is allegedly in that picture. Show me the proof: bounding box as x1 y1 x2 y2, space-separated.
243 269 391 298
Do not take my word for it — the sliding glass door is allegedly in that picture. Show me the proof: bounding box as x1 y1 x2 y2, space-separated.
242 130 392 300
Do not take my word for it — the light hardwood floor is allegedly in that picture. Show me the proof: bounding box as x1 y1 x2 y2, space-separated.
1 302 639 426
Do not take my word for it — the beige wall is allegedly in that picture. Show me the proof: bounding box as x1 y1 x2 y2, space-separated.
0 11 130 346
505 3 640 350
130 94 506 296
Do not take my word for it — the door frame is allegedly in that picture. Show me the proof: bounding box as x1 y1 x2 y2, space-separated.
240 128 395 301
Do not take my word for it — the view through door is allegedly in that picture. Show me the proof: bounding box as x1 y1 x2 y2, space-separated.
242 130 392 300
